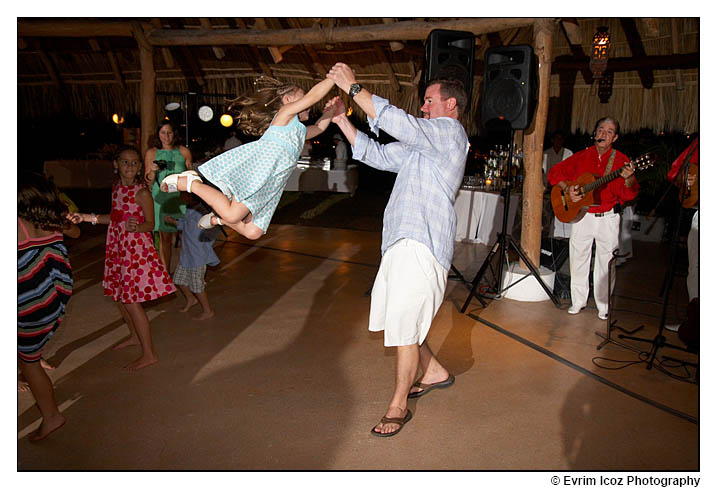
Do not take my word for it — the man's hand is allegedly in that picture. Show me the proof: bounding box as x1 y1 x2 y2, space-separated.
327 63 356 95
619 166 635 179
567 184 582 203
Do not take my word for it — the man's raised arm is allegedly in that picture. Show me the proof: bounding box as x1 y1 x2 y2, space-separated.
328 63 376 120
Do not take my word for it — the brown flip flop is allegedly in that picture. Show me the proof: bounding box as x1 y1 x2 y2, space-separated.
370 409 413 437
408 374 455 398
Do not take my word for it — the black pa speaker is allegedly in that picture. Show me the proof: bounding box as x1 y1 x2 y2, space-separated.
481 45 537 130
422 29 475 101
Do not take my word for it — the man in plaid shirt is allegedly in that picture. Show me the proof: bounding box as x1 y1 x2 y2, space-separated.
328 62 469 437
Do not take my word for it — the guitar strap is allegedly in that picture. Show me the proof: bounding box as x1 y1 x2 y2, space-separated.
603 149 616 176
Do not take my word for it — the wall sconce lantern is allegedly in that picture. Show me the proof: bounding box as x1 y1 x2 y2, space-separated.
590 26 611 80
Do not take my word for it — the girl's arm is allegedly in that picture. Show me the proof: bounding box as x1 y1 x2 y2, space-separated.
305 96 343 140
131 187 156 233
274 78 335 126
180 145 193 170
144 147 159 186
67 212 110 226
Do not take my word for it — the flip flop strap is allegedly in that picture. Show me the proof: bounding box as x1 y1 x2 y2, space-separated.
380 415 407 426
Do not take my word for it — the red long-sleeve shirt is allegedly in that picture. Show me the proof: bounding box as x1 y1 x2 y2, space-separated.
547 145 639 214
667 137 698 182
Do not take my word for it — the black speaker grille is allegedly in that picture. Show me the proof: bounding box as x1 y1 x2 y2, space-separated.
485 78 524 121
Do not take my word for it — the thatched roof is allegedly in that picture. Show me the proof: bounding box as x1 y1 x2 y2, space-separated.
18 17 699 137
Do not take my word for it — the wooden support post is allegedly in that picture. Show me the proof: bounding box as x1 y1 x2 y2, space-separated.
133 22 156 157
520 19 554 270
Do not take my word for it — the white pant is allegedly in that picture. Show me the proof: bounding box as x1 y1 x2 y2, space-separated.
569 211 620 315
369 239 448 347
687 210 698 301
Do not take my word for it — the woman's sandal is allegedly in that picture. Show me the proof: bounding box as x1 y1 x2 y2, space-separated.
160 170 202 193
198 212 222 230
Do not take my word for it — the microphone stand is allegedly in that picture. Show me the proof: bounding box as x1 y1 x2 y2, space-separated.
617 145 696 371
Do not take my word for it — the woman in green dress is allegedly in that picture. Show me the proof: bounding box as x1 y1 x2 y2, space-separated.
143 121 193 272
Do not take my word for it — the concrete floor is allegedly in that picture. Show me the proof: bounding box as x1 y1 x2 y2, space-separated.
17 223 699 472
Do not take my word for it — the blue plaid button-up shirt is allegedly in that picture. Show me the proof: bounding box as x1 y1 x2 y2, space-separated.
352 95 469 271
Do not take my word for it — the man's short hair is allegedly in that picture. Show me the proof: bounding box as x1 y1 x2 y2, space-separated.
427 78 468 116
593 117 621 136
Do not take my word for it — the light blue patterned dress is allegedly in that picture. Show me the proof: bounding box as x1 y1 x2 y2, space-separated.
197 116 306 233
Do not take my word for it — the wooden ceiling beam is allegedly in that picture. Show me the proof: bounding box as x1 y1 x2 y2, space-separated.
286 18 326 77
642 18 660 38
107 50 127 89
560 18 581 45
552 52 698 73
620 18 654 89
199 18 225 59
382 19 404 52
145 18 537 46
150 19 176 69
37 46 61 87
234 18 273 77
373 45 401 92
253 18 293 64
671 18 685 90
18 19 152 37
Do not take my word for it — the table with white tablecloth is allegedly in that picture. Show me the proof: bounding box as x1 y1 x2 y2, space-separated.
284 164 358 194
454 188 520 244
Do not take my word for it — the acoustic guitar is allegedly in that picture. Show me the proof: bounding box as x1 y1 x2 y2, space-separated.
679 163 699 208
551 152 656 223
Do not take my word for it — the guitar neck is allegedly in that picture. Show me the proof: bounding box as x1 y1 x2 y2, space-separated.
583 166 630 193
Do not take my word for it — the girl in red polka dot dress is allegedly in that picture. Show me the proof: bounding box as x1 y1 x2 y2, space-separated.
69 146 175 371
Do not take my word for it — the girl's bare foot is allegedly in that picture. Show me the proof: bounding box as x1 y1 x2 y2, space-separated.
180 299 199 312
193 310 215 321
40 358 55 370
113 337 141 350
123 354 159 372
28 413 66 442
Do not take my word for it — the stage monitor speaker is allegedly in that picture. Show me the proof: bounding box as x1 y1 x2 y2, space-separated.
422 29 476 101
540 237 570 272
481 45 537 130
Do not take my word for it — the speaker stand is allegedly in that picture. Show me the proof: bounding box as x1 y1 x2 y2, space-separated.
461 130 560 312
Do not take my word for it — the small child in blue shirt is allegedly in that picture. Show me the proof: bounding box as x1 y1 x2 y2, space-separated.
164 195 220 320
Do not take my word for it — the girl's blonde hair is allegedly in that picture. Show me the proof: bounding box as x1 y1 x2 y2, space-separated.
228 76 300 137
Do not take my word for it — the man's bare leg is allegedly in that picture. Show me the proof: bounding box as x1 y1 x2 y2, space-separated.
372 343 419 435
409 343 451 396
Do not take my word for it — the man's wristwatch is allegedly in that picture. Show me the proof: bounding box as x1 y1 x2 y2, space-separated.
348 83 362 98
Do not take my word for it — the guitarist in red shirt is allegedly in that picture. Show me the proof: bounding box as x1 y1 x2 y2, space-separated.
547 117 639 320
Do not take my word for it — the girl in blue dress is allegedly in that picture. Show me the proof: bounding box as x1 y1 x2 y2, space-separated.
161 76 342 239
